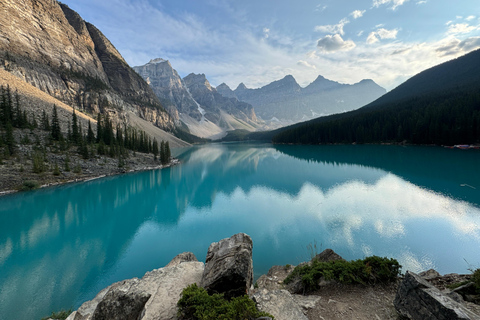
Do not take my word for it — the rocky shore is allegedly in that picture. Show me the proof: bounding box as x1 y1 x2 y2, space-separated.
0 128 179 195
61 233 480 320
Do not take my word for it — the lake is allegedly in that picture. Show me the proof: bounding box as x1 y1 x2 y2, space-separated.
1 143 480 319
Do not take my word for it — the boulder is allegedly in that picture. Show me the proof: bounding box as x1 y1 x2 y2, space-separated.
255 265 295 291
66 253 204 320
165 252 198 268
252 288 309 320
394 271 480 319
201 233 253 298
312 249 345 263
419 269 441 280
91 285 151 320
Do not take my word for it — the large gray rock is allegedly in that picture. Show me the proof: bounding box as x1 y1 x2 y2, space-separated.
201 233 254 298
252 289 309 320
394 271 480 320
256 265 296 291
91 283 151 320
66 253 204 320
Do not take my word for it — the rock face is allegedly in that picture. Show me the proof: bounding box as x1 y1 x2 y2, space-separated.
133 60 261 139
394 271 480 320
133 59 197 122
253 289 309 320
233 74 386 125
200 233 254 298
0 0 175 134
66 253 204 320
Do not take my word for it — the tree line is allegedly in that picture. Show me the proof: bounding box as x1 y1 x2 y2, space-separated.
0 85 171 165
272 88 480 146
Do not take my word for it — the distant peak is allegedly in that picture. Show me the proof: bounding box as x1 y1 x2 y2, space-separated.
148 58 168 64
236 83 248 91
217 83 231 90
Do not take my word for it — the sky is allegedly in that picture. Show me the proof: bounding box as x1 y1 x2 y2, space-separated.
60 0 480 91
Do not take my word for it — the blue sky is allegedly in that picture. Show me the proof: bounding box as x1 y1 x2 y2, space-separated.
61 0 480 91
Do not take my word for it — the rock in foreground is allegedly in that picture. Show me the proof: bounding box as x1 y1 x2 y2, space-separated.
200 233 254 298
66 253 203 320
394 271 480 320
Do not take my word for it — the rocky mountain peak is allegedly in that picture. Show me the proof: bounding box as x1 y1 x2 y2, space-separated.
235 83 248 91
148 58 168 64
304 74 343 92
216 83 237 99
183 73 213 92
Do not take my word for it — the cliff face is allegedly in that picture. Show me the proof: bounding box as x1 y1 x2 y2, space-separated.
133 59 198 122
183 73 258 125
134 60 260 138
0 0 175 131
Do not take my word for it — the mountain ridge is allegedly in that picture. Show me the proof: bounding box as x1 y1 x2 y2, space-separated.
0 0 178 140
230 74 386 124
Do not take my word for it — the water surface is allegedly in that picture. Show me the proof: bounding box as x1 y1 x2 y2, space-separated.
0 143 479 319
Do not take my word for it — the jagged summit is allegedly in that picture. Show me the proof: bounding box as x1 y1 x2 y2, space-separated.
233 74 386 124
236 83 248 91
148 58 168 64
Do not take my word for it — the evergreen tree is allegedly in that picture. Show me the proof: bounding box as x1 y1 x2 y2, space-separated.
4 122 15 156
165 141 171 161
160 140 166 165
71 108 80 144
87 120 95 144
51 104 62 141
41 110 50 131
96 113 103 143
152 138 159 161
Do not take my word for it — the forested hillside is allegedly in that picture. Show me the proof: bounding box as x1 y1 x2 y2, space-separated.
272 49 480 146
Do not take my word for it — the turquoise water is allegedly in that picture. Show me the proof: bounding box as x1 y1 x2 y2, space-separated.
1 143 480 319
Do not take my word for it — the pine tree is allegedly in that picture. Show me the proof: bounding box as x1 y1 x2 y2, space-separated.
96 113 103 143
160 140 166 165
87 120 95 144
152 138 159 161
165 141 171 161
51 104 62 141
4 122 15 156
71 108 80 144
41 110 50 131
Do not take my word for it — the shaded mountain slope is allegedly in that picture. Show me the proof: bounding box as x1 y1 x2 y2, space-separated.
271 49 480 145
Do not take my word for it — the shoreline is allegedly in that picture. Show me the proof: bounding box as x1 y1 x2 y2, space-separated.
0 158 180 197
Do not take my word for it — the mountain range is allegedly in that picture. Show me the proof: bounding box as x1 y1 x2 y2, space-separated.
216 75 386 125
134 59 261 139
0 0 188 146
270 48 480 145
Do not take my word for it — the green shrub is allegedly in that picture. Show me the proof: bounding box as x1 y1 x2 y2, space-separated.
473 268 480 293
284 255 401 293
177 283 273 320
21 180 39 191
41 308 72 320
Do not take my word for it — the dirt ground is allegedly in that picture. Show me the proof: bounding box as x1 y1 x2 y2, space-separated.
306 282 399 320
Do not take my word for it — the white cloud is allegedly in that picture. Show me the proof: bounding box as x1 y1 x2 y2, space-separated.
466 16 476 21
315 4 328 12
447 23 478 35
373 0 408 10
357 30 365 37
297 60 317 69
317 34 356 52
263 28 270 39
350 10 366 19
416 0 427 4
314 18 350 35
367 28 399 44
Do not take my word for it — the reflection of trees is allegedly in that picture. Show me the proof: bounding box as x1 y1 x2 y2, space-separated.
274 144 480 205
